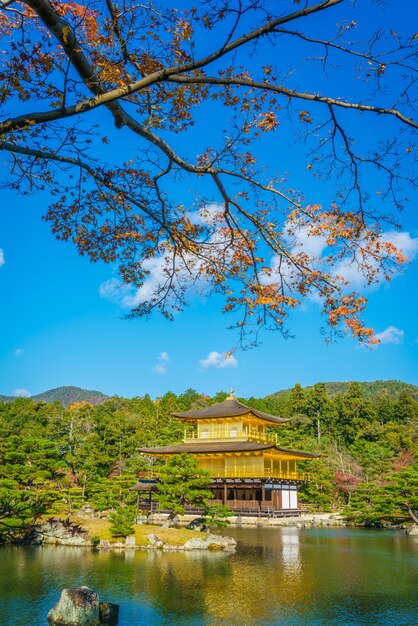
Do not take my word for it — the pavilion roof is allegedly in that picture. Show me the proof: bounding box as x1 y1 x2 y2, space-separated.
138 441 319 459
172 398 288 425
130 480 158 491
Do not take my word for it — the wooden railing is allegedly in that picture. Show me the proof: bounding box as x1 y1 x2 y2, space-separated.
140 469 309 481
138 500 303 518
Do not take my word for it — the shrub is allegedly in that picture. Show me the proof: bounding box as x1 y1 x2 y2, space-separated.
109 507 135 538
204 504 232 528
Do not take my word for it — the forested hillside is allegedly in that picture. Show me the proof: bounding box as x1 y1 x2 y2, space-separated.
33 386 108 406
2 379 416 407
0 386 109 407
269 380 418 402
0 384 417 540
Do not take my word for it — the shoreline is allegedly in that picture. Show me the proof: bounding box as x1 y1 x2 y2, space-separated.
2 512 416 551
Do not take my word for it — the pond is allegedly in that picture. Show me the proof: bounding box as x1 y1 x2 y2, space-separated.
0 528 417 625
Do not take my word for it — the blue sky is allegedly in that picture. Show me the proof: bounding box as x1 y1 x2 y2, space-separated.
1 0 417 399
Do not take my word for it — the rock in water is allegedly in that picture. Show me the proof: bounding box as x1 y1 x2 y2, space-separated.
47 587 100 625
99 602 119 625
183 534 237 551
407 524 418 536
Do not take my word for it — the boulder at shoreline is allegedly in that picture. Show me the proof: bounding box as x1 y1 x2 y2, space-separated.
47 587 100 625
47 587 119 625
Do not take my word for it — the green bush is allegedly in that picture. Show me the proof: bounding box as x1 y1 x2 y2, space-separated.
109 507 135 538
204 504 232 527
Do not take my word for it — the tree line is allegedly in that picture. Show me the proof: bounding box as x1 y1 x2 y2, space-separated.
0 383 417 540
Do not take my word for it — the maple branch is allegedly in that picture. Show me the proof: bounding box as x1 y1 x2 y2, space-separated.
18 0 343 131
1 0 413 346
0 141 171 229
273 27 418 74
104 0 129 62
0 141 100 176
165 75 418 130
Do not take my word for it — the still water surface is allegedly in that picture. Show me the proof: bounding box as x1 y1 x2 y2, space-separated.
0 528 417 625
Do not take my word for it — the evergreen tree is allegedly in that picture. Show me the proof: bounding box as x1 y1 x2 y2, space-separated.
109 506 136 538
288 384 307 416
305 383 336 443
375 391 395 425
395 391 417 422
155 454 213 524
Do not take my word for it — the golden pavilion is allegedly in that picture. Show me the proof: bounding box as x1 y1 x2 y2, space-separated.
138 396 318 514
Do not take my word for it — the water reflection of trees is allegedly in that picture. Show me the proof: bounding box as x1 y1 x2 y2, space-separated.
2 531 417 625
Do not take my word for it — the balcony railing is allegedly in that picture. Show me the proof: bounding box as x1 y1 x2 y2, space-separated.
183 427 278 444
209 469 310 481
140 469 310 482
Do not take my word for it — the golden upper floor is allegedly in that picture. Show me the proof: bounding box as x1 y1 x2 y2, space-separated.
183 420 278 444
174 397 287 445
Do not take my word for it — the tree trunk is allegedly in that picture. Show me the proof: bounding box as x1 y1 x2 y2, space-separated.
316 412 321 445
404 503 418 524
162 511 179 529
81 471 87 500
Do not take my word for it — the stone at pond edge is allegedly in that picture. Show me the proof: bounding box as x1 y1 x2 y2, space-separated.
407 524 418 536
47 586 99 626
99 602 119 625
30 519 90 546
183 534 237 551
147 533 164 548
125 535 136 548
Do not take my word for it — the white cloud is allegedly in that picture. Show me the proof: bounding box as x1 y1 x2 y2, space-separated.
384 231 418 260
98 206 418 316
99 206 233 311
0 248 4 266
187 203 224 226
333 231 418 289
99 254 201 311
13 388 31 397
152 351 171 374
291 225 328 258
260 224 327 288
14 348 24 357
98 278 136 306
199 351 238 369
375 325 404 345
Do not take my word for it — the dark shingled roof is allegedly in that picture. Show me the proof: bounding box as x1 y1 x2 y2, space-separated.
138 441 319 458
172 398 288 425
130 480 158 491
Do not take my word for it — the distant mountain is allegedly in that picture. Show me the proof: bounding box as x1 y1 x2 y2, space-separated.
268 380 418 401
1 380 417 408
0 394 15 403
0 386 109 407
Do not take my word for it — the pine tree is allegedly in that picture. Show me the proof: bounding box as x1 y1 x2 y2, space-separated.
395 391 417 422
155 454 213 525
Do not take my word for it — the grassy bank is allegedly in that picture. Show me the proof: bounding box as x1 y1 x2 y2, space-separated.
65 516 204 546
